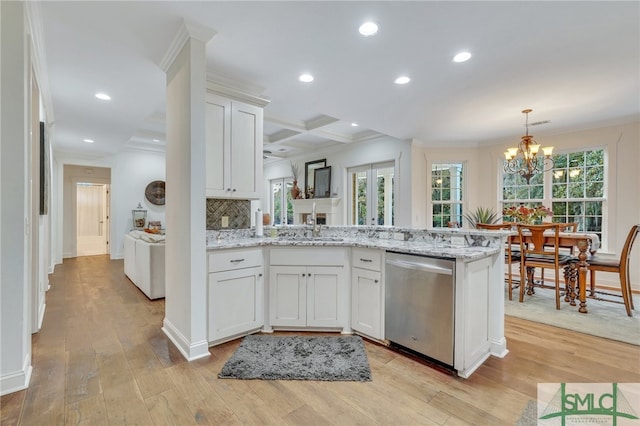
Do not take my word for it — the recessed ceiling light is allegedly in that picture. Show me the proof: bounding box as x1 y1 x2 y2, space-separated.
95 92 111 100
394 76 411 85
359 22 378 36
453 52 472 63
83 139 94 143
299 74 314 83
351 123 359 127
153 139 160 142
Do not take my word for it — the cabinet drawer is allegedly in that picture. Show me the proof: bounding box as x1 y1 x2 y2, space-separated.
209 248 262 273
270 247 346 266
352 248 382 271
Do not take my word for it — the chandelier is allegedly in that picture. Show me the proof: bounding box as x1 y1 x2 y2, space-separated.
503 109 554 184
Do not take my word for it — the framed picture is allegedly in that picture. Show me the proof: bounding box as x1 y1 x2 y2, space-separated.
304 158 326 198
314 166 332 198
39 122 49 215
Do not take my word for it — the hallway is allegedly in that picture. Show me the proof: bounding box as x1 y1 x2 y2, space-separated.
1 256 639 425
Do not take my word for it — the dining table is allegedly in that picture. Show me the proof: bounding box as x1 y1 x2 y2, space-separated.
512 231 600 313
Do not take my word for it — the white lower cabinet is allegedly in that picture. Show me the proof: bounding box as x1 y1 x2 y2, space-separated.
208 249 264 343
351 267 382 339
268 247 347 330
351 248 383 339
269 265 345 328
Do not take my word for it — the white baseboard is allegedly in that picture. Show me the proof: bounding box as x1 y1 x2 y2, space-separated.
162 319 210 362
37 303 46 330
490 337 509 358
0 355 32 396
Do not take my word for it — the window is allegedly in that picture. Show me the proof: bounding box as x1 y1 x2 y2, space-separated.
550 149 605 240
347 161 395 226
270 178 293 225
501 148 606 241
431 163 464 227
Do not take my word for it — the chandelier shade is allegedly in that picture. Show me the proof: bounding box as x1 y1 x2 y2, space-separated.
504 109 554 184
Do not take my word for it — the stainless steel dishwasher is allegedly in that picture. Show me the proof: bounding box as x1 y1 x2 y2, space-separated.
385 251 455 367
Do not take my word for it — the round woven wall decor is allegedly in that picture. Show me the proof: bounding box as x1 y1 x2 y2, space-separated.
145 180 165 205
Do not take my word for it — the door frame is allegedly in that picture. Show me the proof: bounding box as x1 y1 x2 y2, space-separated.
347 160 395 226
71 177 111 257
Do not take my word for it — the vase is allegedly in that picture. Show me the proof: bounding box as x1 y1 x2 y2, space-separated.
291 180 302 199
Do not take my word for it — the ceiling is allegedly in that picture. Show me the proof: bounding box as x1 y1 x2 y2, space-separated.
35 1 639 163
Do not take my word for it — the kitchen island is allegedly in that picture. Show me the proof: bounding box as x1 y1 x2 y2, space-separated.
205 226 510 378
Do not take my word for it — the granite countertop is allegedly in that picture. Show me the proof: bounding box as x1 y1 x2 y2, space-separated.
206 235 500 261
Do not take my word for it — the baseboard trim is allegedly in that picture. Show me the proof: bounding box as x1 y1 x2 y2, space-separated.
162 319 210 362
37 302 46 330
490 337 509 358
0 356 32 396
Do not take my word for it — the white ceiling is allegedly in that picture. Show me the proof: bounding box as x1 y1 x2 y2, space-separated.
35 1 639 162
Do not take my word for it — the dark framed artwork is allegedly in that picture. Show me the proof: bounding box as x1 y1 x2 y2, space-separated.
314 166 332 198
304 158 326 198
39 121 49 215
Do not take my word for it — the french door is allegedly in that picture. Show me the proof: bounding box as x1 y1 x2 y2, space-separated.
347 161 395 226
271 178 294 225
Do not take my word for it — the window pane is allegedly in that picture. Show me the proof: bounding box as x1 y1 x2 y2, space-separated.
356 172 367 225
285 181 293 224
431 163 464 227
272 182 282 225
502 147 605 243
376 167 394 226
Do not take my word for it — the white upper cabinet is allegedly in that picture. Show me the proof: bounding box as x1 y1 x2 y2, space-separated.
205 92 264 199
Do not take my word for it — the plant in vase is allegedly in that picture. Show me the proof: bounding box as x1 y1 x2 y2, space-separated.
290 161 302 199
503 205 552 224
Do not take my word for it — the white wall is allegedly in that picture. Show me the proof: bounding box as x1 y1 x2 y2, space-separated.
263 135 413 226
111 151 166 258
55 150 165 263
0 0 32 395
412 119 640 290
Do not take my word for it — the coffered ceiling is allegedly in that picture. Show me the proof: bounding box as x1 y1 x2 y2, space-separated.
33 1 639 163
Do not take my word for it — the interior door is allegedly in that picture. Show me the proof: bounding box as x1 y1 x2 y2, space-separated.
348 161 395 226
76 183 108 256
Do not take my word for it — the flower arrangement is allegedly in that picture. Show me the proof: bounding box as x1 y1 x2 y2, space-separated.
502 205 552 224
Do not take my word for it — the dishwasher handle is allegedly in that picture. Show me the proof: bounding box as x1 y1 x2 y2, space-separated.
386 258 453 275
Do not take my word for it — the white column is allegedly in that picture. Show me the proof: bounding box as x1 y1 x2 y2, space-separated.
159 21 215 361
0 1 33 395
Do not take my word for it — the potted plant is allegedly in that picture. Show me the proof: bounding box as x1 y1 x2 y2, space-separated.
463 206 499 228
290 161 302 199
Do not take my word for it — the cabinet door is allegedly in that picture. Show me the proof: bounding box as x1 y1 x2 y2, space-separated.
307 266 345 327
351 267 382 339
205 97 231 196
230 101 262 199
208 266 264 342
269 266 306 327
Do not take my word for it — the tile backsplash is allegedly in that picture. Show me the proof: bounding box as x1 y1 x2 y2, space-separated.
206 198 251 230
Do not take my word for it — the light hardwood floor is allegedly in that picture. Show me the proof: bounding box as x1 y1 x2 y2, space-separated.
2 255 639 425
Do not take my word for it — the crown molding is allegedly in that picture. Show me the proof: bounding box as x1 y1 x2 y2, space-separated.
159 19 216 72
206 71 266 98
206 80 270 108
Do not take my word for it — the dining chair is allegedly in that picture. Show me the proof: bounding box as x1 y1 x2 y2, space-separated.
516 223 576 309
476 222 519 300
587 224 639 317
540 222 579 286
